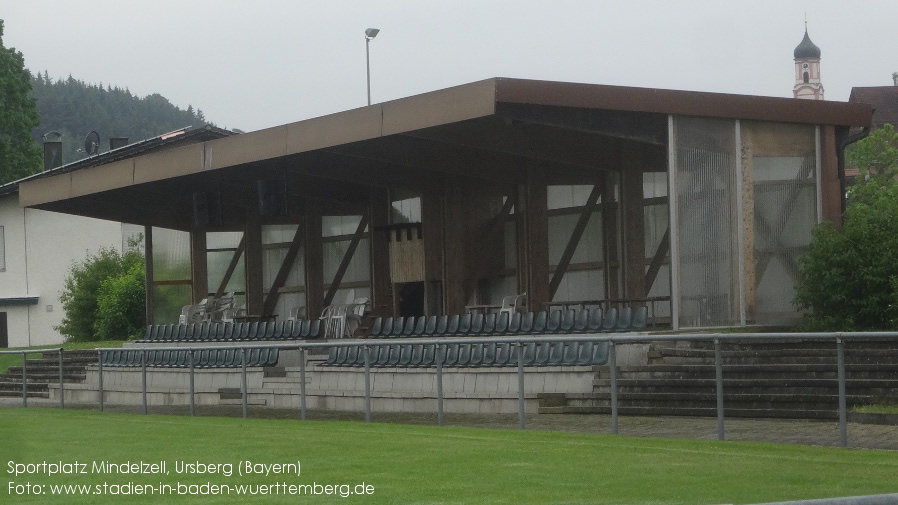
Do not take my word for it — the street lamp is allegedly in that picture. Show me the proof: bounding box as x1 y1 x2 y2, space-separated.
365 28 380 105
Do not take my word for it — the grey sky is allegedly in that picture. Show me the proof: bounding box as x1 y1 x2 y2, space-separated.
2 0 896 133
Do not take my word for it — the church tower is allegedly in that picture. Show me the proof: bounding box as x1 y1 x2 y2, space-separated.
793 25 824 100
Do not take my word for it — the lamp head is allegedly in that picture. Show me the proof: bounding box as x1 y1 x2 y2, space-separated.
365 28 380 39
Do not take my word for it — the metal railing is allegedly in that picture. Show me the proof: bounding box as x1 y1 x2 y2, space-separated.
3 331 897 448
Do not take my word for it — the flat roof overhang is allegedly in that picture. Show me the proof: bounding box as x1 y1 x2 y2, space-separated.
20 78 873 229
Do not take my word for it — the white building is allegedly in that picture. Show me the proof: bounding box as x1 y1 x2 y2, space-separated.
0 126 231 348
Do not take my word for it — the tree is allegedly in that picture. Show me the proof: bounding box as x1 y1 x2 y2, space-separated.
794 124 898 330
57 239 146 341
0 20 42 183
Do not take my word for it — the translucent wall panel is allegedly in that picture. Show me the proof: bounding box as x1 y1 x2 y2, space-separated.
153 284 192 324
673 117 739 327
261 225 304 320
206 231 245 295
547 184 604 303
151 227 191 281
643 171 671 322
321 216 371 303
151 227 191 324
743 122 817 324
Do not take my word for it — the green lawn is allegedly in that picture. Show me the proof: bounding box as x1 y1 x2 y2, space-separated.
1 409 896 504
0 341 125 374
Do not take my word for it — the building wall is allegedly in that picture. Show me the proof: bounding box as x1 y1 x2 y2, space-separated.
0 193 124 347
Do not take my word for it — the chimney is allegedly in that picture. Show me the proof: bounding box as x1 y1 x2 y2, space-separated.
109 137 129 150
42 131 63 171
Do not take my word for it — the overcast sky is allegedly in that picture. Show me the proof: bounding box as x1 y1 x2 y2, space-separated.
2 1 897 133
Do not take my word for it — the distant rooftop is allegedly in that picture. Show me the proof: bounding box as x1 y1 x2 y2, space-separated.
0 124 233 196
849 86 898 128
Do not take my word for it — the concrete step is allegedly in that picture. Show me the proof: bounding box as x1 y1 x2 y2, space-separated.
593 377 898 388
537 405 839 419
0 381 49 393
582 391 872 408
0 373 86 383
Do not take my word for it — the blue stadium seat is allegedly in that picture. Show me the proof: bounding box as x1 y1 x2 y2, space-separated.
573 309 590 333
531 311 548 334
467 343 485 366
494 342 512 366
546 310 563 333
481 342 497 366
559 309 576 333
369 317 384 337
614 307 633 332
413 316 427 336
434 315 449 336
457 314 473 336
587 309 603 332
422 315 438 336
629 306 648 331
469 313 484 335
445 315 461 335
601 308 618 332
455 344 472 366
481 313 497 335
494 312 509 335
402 317 417 337
389 317 406 337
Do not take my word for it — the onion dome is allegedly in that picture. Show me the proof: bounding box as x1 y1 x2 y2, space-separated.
794 29 821 59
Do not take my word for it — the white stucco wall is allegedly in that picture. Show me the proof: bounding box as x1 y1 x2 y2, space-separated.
0 193 124 347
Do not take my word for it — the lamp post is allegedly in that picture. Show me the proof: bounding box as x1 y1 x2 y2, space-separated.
365 28 380 105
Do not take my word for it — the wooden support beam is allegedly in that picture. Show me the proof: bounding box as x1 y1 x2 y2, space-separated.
644 228 670 291
215 237 246 298
244 202 264 315
442 179 469 315
742 133 757 321
262 224 305 316
463 195 516 303
523 168 550 308
621 150 646 300
602 172 621 301
820 125 841 224
549 184 601 299
189 231 208 304
304 200 324 319
323 214 370 307
370 188 392 315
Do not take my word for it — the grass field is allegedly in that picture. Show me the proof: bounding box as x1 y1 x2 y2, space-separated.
1 409 896 504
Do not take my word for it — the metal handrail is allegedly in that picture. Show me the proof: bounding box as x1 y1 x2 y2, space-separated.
5 331 898 448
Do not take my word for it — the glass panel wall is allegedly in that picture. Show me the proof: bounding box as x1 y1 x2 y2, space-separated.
151 227 191 323
672 117 739 327
742 121 818 324
547 184 605 303
260 225 301 319
322 215 370 304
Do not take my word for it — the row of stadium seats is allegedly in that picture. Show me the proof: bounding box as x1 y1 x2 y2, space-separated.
136 320 322 343
367 306 646 339
100 348 280 368
322 340 608 368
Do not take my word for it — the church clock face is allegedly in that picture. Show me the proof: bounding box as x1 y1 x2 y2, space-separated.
803 63 809 69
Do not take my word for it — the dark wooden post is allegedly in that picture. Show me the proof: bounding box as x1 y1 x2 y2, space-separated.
304 200 324 319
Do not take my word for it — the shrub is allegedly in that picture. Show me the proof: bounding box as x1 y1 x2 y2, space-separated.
57 241 145 341
794 126 898 330
94 262 146 340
